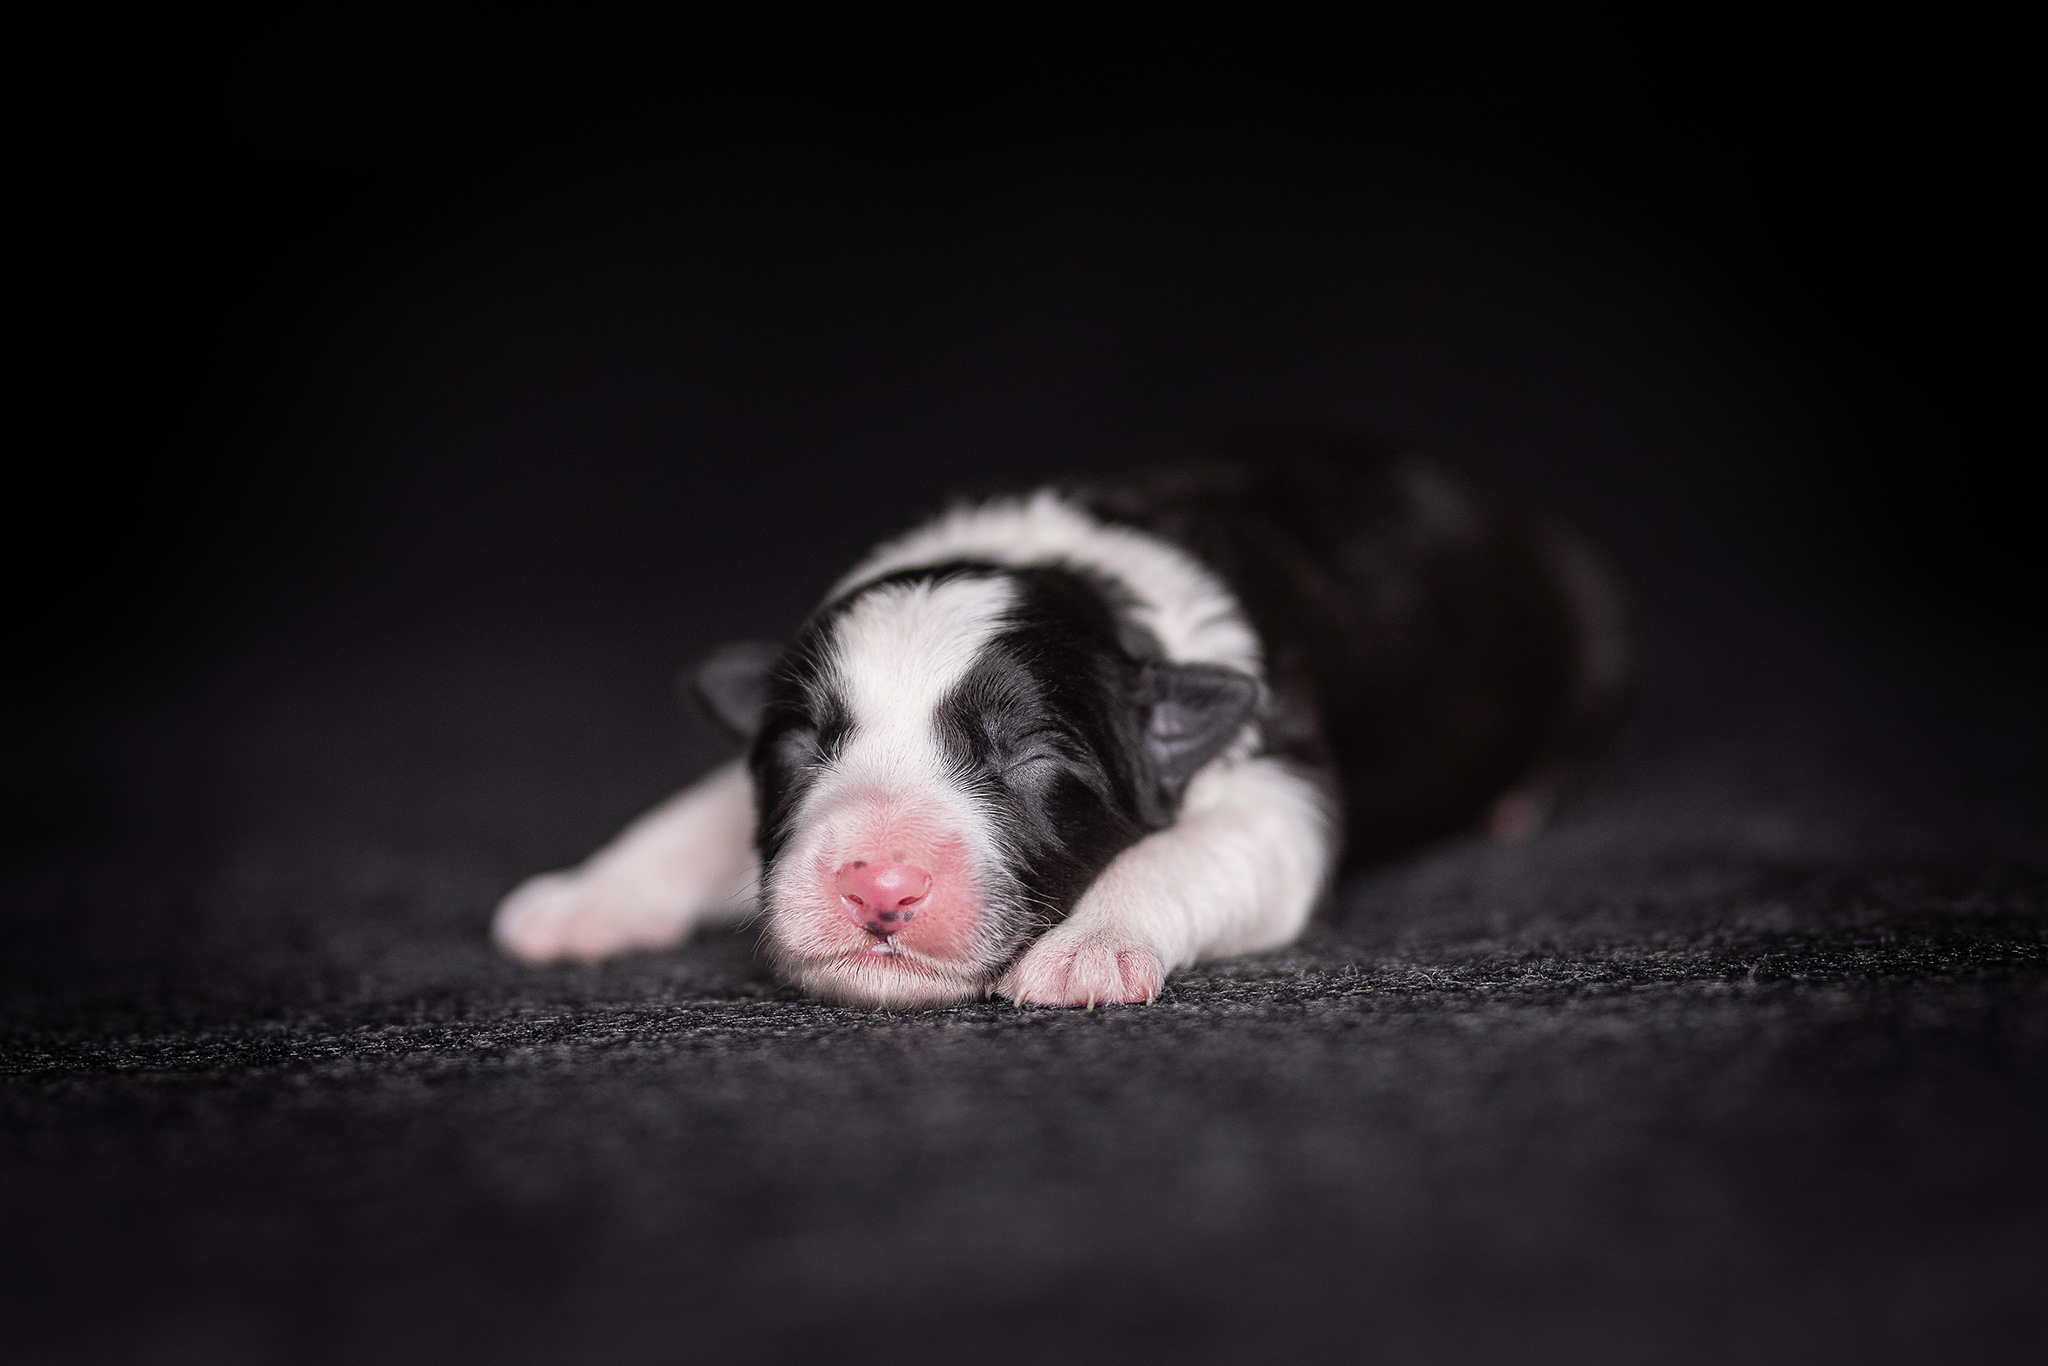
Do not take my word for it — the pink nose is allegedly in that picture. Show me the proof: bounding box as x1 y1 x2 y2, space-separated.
836 861 931 937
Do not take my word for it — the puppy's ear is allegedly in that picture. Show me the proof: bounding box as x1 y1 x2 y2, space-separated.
687 641 784 745
1141 662 1259 819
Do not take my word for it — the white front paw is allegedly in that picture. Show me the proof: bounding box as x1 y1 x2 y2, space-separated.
997 929 1165 1008
491 872 692 964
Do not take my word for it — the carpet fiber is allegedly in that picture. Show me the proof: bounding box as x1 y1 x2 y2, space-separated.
4 617 2043 1365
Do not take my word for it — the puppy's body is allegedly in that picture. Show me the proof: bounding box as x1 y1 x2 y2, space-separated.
495 437 1628 1007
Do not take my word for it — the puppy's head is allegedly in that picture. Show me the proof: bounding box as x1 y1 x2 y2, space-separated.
695 564 1257 1007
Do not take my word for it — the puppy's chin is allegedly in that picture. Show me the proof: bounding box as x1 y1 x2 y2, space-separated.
782 948 989 1009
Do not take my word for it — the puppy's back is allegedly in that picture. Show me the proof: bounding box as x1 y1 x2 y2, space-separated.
1069 431 1630 865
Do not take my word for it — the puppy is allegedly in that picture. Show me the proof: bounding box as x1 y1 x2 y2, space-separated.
492 433 1629 1008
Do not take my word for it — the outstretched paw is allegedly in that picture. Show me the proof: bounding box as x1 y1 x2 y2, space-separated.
491 873 691 964
997 931 1164 1008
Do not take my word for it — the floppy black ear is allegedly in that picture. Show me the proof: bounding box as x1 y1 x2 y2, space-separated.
687 641 784 745
1142 662 1260 815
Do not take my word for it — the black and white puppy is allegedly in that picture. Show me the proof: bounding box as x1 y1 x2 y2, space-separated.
493 435 1629 1008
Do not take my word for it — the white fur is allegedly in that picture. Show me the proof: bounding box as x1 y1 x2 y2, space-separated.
839 489 1264 684
763 576 1018 974
492 758 757 963
996 755 1333 1006
823 575 1018 794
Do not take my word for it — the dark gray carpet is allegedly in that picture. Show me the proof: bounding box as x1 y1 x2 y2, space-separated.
4 612 2042 1365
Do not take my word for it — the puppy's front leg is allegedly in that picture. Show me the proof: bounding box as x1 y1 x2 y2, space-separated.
998 758 1335 1006
493 758 758 963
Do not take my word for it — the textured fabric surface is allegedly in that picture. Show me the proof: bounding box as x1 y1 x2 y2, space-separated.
4 615 2043 1365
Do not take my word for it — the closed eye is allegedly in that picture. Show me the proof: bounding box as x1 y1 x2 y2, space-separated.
770 723 823 766
1001 724 1067 758
1003 732 1087 779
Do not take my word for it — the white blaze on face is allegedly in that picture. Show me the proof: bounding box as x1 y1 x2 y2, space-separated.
766 574 1019 1007
828 574 1017 776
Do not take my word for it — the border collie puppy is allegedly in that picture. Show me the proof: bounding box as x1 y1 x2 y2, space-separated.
493 434 1629 1008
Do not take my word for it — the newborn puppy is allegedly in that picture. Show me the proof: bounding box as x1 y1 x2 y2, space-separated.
493 434 1629 1007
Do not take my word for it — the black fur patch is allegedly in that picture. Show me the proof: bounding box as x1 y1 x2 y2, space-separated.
1067 432 1630 864
933 567 1157 941
742 562 1255 960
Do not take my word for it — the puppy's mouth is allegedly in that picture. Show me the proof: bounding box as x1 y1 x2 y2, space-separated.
784 942 990 1008
844 934 931 962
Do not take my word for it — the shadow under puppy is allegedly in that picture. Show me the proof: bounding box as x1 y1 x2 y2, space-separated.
494 432 1630 1007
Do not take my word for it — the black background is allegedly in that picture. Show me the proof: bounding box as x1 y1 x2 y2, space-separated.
6 18 2043 1365
22 16 2038 701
